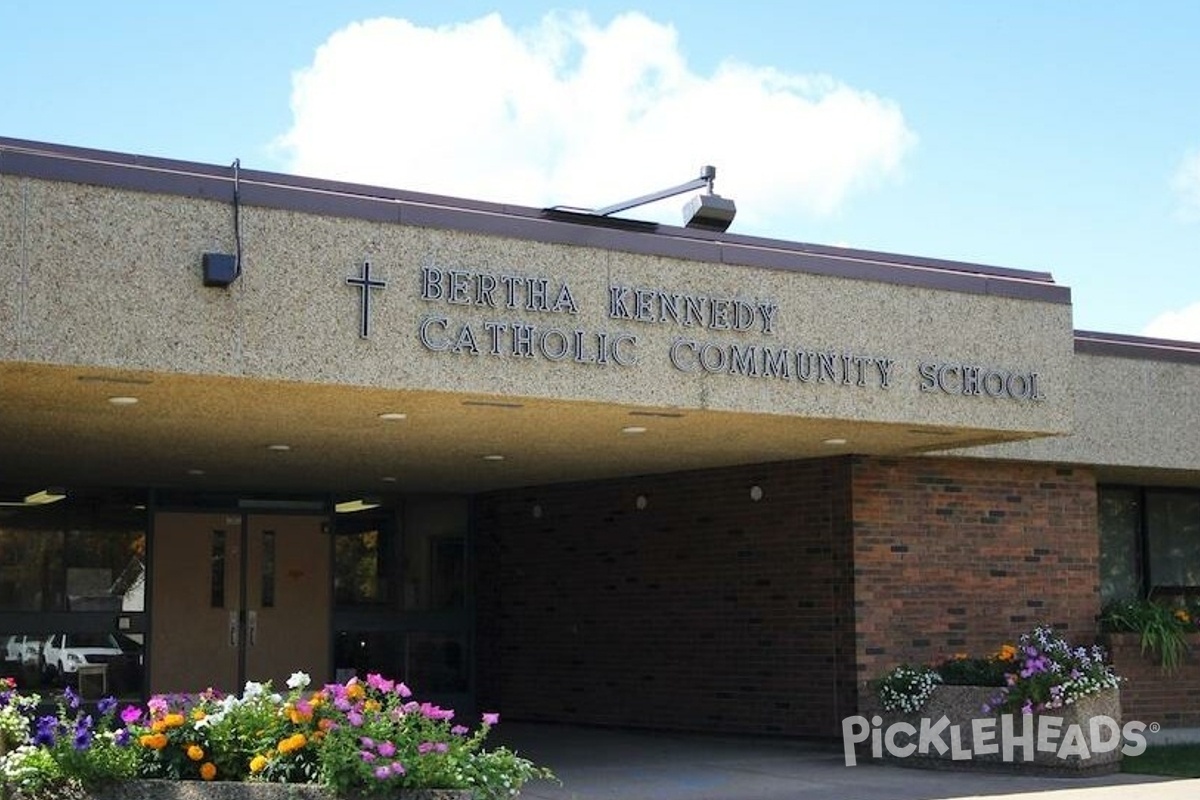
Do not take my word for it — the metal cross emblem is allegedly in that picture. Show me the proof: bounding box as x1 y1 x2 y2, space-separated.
346 261 387 339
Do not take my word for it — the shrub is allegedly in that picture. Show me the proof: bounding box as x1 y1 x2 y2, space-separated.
1101 597 1192 672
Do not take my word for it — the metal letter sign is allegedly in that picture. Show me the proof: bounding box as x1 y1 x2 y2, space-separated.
346 261 387 338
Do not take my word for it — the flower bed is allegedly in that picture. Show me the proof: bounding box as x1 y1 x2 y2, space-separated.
859 684 1124 775
0 672 553 800
857 627 1131 776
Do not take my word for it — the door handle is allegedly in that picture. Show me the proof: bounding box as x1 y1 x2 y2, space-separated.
247 609 258 647
228 611 239 648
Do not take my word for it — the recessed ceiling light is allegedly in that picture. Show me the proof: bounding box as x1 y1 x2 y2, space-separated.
267 444 291 452
107 396 139 406
482 454 505 461
381 476 398 483
186 468 206 476
378 412 407 421
622 426 647 434
822 438 848 446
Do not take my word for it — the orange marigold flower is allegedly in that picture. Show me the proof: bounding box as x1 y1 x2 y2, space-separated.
277 733 307 754
187 744 205 761
249 755 269 774
1175 609 1191 623
996 644 1018 662
200 762 217 781
364 699 381 712
163 713 187 729
346 683 366 701
318 718 336 732
139 732 169 750
150 720 166 733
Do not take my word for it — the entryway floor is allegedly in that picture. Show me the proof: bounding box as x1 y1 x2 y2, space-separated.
494 722 1200 800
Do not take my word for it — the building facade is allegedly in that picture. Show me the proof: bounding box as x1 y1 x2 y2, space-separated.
1 137 1197 736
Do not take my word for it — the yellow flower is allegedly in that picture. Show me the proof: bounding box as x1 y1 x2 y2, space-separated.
346 683 366 701
364 699 381 712
1176 609 1191 623
995 643 1018 662
200 762 217 781
277 733 307 755
187 744 205 761
249 755 269 774
192 709 207 721
162 713 186 729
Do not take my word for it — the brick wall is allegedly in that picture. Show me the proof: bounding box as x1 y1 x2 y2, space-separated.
851 457 1100 685
475 458 857 737
475 455 1103 738
1106 632 1200 727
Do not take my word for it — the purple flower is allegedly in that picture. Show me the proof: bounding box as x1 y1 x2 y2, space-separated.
367 673 394 693
418 742 435 755
97 696 118 716
451 725 468 736
359 736 376 749
348 711 364 727
35 715 58 746
390 761 406 776
120 705 143 725
1021 700 1033 715
359 751 377 763
374 766 391 780
74 716 93 750
482 712 500 726
420 702 454 721
377 741 396 758
114 728 131 747
396 682 413 699
64 686 80 710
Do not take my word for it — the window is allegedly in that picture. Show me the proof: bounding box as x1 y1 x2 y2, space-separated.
1100 486 1200 599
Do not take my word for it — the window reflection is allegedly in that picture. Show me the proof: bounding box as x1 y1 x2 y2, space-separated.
0 497 145 612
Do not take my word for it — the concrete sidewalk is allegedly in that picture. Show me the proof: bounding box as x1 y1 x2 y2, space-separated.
495 723 1200 800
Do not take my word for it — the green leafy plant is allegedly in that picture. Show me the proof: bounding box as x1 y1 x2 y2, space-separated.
1102 597 1192 672
0 680 138 800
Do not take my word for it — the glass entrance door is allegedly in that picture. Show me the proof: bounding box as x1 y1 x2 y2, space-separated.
332 496 471 712
149 512 330 695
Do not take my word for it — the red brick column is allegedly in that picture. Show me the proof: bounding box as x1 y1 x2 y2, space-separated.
851 457 1100 687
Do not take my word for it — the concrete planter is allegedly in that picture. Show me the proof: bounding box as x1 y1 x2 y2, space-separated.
859 685 1124 776
91 781 473 800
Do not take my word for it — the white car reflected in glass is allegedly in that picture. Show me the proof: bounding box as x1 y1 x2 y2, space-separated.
42 633 123 677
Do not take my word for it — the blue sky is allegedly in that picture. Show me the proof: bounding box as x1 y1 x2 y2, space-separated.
4 1 1198 339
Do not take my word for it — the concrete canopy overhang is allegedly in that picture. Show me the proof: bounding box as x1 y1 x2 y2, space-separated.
0 361 1047 497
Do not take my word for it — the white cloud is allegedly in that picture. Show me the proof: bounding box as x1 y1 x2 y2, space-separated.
1174 148 1200 222
275 11 916 234
1143 301 1200 343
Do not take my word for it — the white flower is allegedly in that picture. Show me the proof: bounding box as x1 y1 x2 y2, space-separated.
242 680 266 699
287 671 311 690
